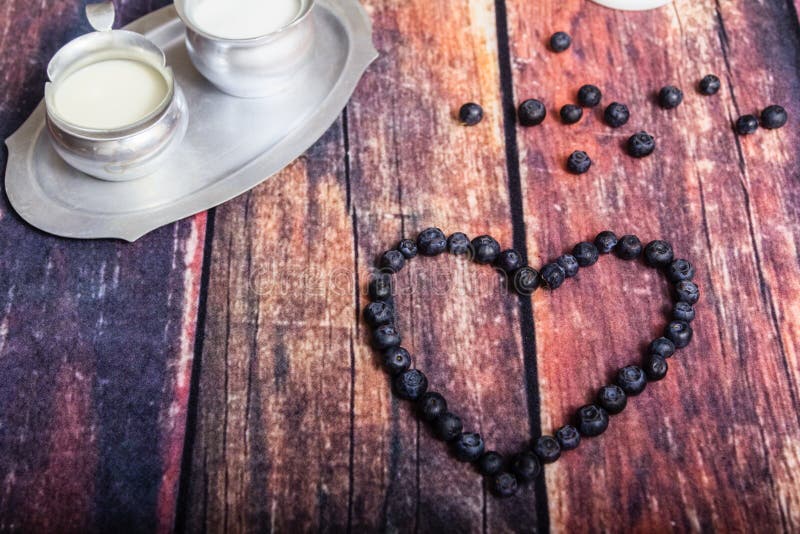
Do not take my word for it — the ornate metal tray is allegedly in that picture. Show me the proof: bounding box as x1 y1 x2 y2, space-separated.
5 0 377 241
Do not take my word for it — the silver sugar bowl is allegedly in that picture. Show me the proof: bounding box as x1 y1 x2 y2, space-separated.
45 2 188 182
174 0 316 98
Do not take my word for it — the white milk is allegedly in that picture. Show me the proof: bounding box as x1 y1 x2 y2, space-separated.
54 58 168 130
189 0 302 39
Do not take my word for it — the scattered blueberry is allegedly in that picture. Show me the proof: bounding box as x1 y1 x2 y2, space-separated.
518 99 547 126
567 150 592 174
735 114 759 135
549 31 572 52
761 105 788 129
658 85 683 109
626 131 656 158
578 84 602 107
615 234 643 260
698 74 721 95
604 102 630 128
459 102 483 126
560 104 583 124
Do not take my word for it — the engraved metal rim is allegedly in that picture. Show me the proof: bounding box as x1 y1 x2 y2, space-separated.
173 0 316 44
5 0 378 241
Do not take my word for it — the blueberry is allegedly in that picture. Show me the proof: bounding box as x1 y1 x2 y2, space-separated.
373 324 401 350
557 254 579 277
368 273 393 301
532 435 561 463
560 104 583 124
518 99 547 126
478 451 504 476
434 412 463 441
576 404 609 437
447 232 470 255
698 74 721 95
418 392 447 422
644 354 668 381
364 300 394 327
540 263 566 289
597 384 627 414
658 85 683 109
673 301 696 322
567 150 592 174
459 102 483 126
511 452 541 482
398 239 418 259
615 234 643 260
383 346 411 375
649 337 676 358
616 365 647 396
665 320 693 348
549 31 572 52
513 266 540 295
604 102 630 128
453 432 485 462
495 249 525 273
572 241 599 266
675 280 700 304
417 227 447 256
594 231 618 254
626 131 656 158
644 240 674 267
471 235 501 264
735 114 759 135
394 369 428 400
578 84 602 107
761 105 788 129
379 250 405 273
667 259 695 282
492 472 519 498
555 424 581 451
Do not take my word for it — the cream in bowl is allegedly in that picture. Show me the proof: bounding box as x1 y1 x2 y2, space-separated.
45 2 188 182
175 0 316 98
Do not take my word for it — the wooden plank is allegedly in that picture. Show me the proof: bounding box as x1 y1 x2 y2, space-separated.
179 0 547 530
504 0 800 531
0 1 204 531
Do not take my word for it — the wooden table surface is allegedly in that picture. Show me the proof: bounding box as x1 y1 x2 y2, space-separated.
2 0 800 532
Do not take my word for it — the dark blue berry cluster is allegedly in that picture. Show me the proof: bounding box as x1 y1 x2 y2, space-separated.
364 228 699 498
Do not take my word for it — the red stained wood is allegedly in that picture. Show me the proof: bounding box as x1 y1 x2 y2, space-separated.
3 0 800 532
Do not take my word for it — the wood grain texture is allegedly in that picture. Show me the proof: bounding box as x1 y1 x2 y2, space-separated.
2 0 800 531
0 1 204 532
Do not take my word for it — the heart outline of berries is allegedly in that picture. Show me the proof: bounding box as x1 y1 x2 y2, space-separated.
363 228 699 498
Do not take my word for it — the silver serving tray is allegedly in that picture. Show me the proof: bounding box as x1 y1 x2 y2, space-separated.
5 0 377 241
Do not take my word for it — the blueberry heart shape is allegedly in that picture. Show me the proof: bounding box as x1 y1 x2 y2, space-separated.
363 228 699 498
